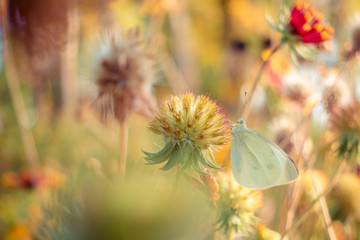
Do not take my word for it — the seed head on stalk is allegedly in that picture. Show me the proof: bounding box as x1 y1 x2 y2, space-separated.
94 27 157 123
144 92 230 174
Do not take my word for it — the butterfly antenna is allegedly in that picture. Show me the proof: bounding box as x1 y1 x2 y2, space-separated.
226 119 234 129
241 92 249 121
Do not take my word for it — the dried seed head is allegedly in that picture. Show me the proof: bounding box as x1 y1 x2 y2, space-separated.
144 92 230 173
344 28 360 60
216 172 262 235
94 28 156 122
330 102 360 158
322 78 352 115
269 116 298 155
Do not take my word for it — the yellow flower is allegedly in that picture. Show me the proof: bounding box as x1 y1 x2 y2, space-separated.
216 172 262 234
257 224 281 240
144 92 230 173
5 223 32 240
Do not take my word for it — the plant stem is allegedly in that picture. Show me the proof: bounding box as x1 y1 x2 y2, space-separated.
60 6 79 117
2 23 39 173
280 159 346 239
119 120 129 178
240 44 282 118
311 170 337 240
228 227 235 240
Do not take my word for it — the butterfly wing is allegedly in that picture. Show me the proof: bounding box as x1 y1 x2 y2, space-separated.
231 127 299 189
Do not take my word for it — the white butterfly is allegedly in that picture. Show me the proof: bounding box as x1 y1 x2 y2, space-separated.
230 119 299 189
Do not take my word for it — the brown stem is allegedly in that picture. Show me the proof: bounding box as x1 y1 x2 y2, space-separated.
311 170 337 240
60 6 79 117
119 120 129 178
240 44 282 118
2 20 39 173
280 159 346 240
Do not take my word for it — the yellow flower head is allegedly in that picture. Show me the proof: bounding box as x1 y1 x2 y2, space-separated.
144 92 230 173
216 172 262 235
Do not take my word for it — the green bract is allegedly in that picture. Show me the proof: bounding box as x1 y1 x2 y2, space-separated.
144 141 222 173
144 92 230 174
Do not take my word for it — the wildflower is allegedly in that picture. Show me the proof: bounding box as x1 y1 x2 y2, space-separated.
322 72 352 115
269 115 298 155
1 168 65 190
289 1 334 44
144 92 230 174
215 172 262 235
344 18 360 60
5 223 32 240
330 102 360 159
330 173 360 221
256 224 281 240
344 27 360 60
94 28 157 122
200 169 220 207
282 66 321 109
267 1 334 62
185 169 220 207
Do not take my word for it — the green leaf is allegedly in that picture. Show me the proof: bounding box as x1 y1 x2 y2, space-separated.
195 149 221 171
192 154 207 174
294 43 317 61
177 143 193 170
288 44 300 65
143 141 175 164
266 14 282 32
161 146 181 170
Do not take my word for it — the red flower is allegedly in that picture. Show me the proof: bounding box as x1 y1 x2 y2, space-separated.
290 1 334 44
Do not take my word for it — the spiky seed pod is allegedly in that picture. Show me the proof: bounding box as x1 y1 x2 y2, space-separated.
144 92 230 174
215 173 262 235
94 28 157 122
330 102 360 160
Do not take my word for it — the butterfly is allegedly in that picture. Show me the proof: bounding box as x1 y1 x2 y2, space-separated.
230 119 299 189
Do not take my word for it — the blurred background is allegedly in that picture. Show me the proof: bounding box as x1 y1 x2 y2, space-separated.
1 0 360 239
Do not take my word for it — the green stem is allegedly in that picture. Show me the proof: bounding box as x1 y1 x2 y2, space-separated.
240 43 282 119
2 20 39 175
